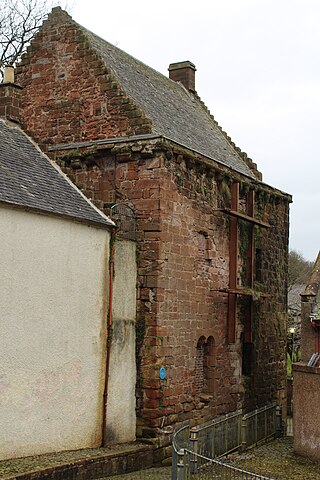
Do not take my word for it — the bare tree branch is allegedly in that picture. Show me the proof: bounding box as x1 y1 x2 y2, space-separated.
0 0 71 80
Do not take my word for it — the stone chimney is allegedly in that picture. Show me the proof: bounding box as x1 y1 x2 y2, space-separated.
0 66 22 124
168 61 196 93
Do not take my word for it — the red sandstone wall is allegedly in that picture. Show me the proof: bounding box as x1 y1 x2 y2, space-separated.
16 10 152 146
134 156 242 434
55 143 289 437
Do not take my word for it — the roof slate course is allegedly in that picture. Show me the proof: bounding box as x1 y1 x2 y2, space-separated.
0 119 113 227
82 26 256 179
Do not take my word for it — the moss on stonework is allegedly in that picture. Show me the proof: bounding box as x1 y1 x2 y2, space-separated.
217 178 231 208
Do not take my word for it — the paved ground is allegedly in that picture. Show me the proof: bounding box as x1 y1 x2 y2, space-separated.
103 437 320 480
227 437 320 480
1 437 320 479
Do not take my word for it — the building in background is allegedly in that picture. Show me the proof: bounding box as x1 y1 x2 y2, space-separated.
293 251 320 461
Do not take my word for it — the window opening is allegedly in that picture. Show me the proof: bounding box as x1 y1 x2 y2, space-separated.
196 336 216 395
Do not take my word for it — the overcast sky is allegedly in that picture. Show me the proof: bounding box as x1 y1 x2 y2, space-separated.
71 0 319 261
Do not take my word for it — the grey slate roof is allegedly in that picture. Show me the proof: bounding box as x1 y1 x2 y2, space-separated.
0 119 113 227
302 251 320 297
82 27 256 179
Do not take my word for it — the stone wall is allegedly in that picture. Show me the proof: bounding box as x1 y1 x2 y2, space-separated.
16 8 152 146
53 139 290 437
244 195 289 411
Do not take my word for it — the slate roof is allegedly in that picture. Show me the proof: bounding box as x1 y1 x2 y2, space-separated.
302 251 320 298
288 284 304 311
0 119 113 227
78 23 257 179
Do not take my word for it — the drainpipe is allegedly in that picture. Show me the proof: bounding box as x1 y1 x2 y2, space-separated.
102 235 115 447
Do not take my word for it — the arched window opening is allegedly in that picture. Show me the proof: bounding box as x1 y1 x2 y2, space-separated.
195 336 206 395
206 336 216 394
195 336 216 396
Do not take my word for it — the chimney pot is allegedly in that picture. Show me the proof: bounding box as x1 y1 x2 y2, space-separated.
168 61 196 92
3 66 15 84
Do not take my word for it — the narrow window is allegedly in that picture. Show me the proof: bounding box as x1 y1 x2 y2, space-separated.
206 336 216 394
242 335 254 376
196 336 216 396
195 336 206 395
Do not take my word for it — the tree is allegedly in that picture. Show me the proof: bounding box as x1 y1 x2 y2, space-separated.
288 249 313 293
0 0 58 80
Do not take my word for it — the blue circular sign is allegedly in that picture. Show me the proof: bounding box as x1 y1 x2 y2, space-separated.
159 367 167 380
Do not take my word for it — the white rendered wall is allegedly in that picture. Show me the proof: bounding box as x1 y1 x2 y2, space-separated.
105 239 137 443
0 206 110 460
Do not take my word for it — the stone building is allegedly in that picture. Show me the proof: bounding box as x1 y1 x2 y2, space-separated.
15 7 291 443
293 251 320 461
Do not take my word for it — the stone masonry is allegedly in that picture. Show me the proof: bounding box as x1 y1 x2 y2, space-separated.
16 7 291 445
50 138 290 438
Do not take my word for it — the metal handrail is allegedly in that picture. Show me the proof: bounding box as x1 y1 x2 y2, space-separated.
172 404 280 480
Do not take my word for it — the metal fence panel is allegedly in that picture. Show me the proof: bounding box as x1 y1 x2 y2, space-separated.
193 410 243 459
242 404 277 450
172 404 279 480
172 422 191 480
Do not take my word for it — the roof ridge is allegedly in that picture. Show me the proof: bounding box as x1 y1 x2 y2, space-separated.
19 7 262 181
193 92 262 180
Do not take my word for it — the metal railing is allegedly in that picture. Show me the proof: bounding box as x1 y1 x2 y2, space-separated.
242 404 278 450
172 404 280 480
191 410 243 459
172 421 191 478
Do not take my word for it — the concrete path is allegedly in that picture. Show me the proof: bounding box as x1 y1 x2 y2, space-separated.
2 437 320 480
